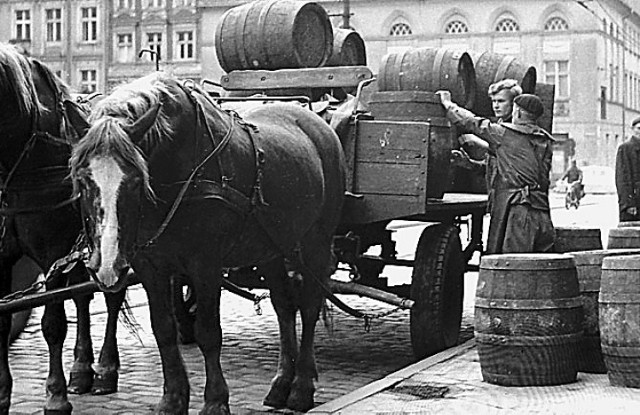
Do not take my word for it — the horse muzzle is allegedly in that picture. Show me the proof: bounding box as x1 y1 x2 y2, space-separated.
87 265 131 293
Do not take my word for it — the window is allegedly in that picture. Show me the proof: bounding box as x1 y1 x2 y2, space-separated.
600 86 607 119
390 22 412 37
81 7 98 42
80 70 97 93
545 17 569 31
175 31 194 60
15 10 31 41
117 0 133 9
147 32 163 61
46 9 62 43
116 33 134 63
544 60 569 99
148 0 164 8
175 0 195 6
495 18 519 32
445 20 469 34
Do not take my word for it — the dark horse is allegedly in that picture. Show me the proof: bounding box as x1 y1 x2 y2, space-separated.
0 43 126 414
68 73 345 414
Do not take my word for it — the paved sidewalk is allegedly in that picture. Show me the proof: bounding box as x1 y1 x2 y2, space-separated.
309 339 640 415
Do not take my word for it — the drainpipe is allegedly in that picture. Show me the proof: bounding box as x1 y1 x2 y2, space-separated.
341 0 351 29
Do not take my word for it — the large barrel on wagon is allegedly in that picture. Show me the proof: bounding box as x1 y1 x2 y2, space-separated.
469 51 537 118
607 226 640 249
325 28 366 67
377 47 476 109
215 0 333 72
475 254 582 386
554 227 603 253
600 255 640 387
569 249 640 373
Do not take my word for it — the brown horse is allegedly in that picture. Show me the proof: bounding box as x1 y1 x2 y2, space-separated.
68 72 345 414
0 43 125 414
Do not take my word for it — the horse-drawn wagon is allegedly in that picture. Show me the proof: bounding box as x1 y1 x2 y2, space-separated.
215 64 489 360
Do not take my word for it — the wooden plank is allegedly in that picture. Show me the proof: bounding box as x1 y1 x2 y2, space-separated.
354 163 422 195
220 66 373 90
341 193 425 224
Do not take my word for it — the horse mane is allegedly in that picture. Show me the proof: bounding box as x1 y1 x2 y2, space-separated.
0 43 41 120
71 73 177 200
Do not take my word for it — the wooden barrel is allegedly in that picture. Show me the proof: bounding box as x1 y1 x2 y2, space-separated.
377 47 476 109
325 28 366 67
554 227 603 253
475 254 582 386
569 249 640 373
470 51 537 118
607 227 640 249
600 255 640 387
215 0 333 72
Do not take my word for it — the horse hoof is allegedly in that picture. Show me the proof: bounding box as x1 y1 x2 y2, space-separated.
44 407 72 415
68 370 94 394
199 403 231 415
263 378 291 409
91 370 118 395
286 379 315 412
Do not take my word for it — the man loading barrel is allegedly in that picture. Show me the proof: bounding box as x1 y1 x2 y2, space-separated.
437 90 555 254
452 79 522 211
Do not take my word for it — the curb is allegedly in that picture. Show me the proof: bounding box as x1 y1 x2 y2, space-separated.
309 338 476 414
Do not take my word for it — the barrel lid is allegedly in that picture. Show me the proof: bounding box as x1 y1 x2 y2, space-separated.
618 221 640 227
602 254 640 269
609 227 640 236
480 253 575 270
555 226 601 235
569 249 640 265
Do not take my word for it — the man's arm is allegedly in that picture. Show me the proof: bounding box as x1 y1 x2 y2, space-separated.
436 90 503 147
616 145 636 214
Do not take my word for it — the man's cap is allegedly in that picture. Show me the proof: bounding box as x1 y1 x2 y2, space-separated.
514 94 544 118
632 116 640 127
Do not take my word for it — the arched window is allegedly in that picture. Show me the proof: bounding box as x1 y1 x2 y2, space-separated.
445 20 469 34
545 17 569 31
390 22 412 37
495 17 519 32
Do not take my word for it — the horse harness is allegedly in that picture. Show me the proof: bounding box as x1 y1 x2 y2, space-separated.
0 60 81 251
132 82 268 255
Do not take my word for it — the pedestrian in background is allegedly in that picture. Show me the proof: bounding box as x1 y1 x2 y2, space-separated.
615 117 640 222
438 91 555 254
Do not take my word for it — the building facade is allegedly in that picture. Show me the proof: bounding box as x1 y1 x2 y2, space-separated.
1 0 640 168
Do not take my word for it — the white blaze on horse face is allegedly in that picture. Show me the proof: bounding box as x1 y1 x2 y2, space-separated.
89 156 125 288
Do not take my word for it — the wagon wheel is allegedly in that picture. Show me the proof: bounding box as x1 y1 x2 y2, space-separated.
10 257 41 344
410 224 464 360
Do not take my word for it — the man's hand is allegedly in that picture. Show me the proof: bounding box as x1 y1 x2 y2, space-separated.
627 207 638 216
450 149 475 170
436 90 452 109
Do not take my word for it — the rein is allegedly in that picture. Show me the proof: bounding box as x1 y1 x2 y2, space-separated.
133 85 236 253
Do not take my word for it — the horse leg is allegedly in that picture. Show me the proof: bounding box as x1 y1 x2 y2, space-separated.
67 293 94 394
42 301 72 414
92 290 126 395
263 258 298 409
0 262 15 415
141 264 189 414
192 264 229 415
287 236 335 412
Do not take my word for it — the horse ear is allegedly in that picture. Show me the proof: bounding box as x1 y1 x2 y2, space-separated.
63 100 91 140
123 102 162 144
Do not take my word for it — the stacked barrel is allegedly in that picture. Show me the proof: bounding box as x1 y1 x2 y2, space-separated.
214 0 366 99
475 244 640 388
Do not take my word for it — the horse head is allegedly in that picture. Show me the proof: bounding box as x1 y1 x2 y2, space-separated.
69 75 169 293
